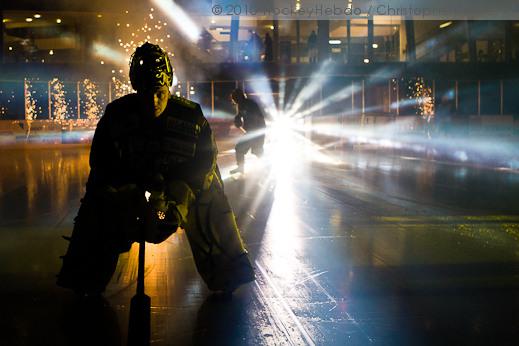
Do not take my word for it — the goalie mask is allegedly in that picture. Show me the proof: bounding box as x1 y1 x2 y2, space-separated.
129 42 173 92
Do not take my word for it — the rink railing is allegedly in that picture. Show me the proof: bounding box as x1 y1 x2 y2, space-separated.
1 76 518 122
0 113 517 146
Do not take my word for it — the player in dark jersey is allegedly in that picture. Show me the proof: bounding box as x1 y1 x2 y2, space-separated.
57 43 254 296
230 88 267 174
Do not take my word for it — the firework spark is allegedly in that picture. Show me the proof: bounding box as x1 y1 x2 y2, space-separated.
50 78 69 122
24 79 37 121
111 77 133 99
82 79 101 119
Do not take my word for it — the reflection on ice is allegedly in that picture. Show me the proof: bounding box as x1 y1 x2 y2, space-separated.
0 146 90 224
258 114 303 283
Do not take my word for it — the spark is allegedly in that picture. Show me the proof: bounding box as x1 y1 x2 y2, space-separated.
50 78 69 122
82 79 101 119
24 79 37 121
111 77 133 97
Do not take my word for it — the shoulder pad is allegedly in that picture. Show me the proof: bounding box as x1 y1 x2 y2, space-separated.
109 93 138 108
170 95 197 109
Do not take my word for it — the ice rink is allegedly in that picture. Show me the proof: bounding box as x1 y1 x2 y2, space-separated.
1 134 518 345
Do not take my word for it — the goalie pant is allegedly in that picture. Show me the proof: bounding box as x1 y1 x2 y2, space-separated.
56 173 255 295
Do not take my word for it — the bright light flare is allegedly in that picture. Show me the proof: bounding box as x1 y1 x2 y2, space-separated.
292 83 360 120
268 114 342 172
257 117 303 287
92 42 127 66
246 75 277 116
152 0 200 42
286 60 334 115
305 117 519 170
